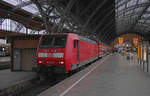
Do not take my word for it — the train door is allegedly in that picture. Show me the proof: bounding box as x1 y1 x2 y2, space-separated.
77 40 79 60
74 40 79 61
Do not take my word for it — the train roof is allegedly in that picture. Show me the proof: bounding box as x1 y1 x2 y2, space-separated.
42 33 76 35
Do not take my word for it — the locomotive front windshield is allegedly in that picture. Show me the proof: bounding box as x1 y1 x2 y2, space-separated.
40 35 67 48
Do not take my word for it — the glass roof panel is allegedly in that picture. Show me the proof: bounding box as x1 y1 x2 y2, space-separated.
138 19 145 23
127 0 136 7
2 0 40 15
3 0 30 6
116 0 150 34
3 0 19 6
145 19 150 23
22 4 39 14
138 0 148 4
146 7 150 11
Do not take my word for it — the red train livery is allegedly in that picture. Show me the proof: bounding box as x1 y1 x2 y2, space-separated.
36 33 99 73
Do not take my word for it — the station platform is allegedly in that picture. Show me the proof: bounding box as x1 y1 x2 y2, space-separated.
0 69 35 90
38 53 150 96
0 57 10 62
0 57 10 69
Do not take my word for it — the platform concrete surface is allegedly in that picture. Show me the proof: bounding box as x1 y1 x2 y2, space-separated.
0 57 10 62
0 57 10 68
38 53 150 96
0 69 35 90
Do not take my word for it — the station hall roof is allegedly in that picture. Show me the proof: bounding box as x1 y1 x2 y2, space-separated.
1 0 150 44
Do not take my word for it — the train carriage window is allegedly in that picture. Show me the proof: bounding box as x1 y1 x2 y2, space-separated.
74 40 76 48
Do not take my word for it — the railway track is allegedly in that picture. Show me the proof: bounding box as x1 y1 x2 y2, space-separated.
13 75 67 96
0 69 76 96
0 62 10 70
0 57 10 70
13 62 95 96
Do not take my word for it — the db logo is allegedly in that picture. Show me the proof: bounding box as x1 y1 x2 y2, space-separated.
48 53 53 57
50 50 56 52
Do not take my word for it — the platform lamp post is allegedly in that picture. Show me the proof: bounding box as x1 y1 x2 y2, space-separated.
146 41 149 72
138 45 140 64
143 43 146 71
138 43 142 66
142 41 149 72
141 44 143 68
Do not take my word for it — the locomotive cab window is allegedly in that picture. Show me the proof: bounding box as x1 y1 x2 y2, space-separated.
40 35 67 48
40 36 53 48
53 36 67 48
74 40 76 48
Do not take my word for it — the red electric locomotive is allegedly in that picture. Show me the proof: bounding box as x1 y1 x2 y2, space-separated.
36 33 99 74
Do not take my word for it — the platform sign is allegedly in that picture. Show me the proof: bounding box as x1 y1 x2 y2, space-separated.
133 38 138 47
140 46 143 60
137 42 149 72
143 41 149 62
138 43 142 61
143 46 147 61
118 37 123 44
138 46 140 59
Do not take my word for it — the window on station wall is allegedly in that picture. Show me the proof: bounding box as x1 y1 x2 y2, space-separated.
0 39 6 44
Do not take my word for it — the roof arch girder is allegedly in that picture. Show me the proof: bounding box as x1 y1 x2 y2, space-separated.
117 2 150 17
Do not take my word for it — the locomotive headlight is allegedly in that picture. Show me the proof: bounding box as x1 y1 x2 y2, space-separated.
38 60 42 64
60 61 64 64
58 61 64 64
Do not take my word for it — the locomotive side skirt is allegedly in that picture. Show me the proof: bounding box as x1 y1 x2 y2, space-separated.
70 56 98 70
